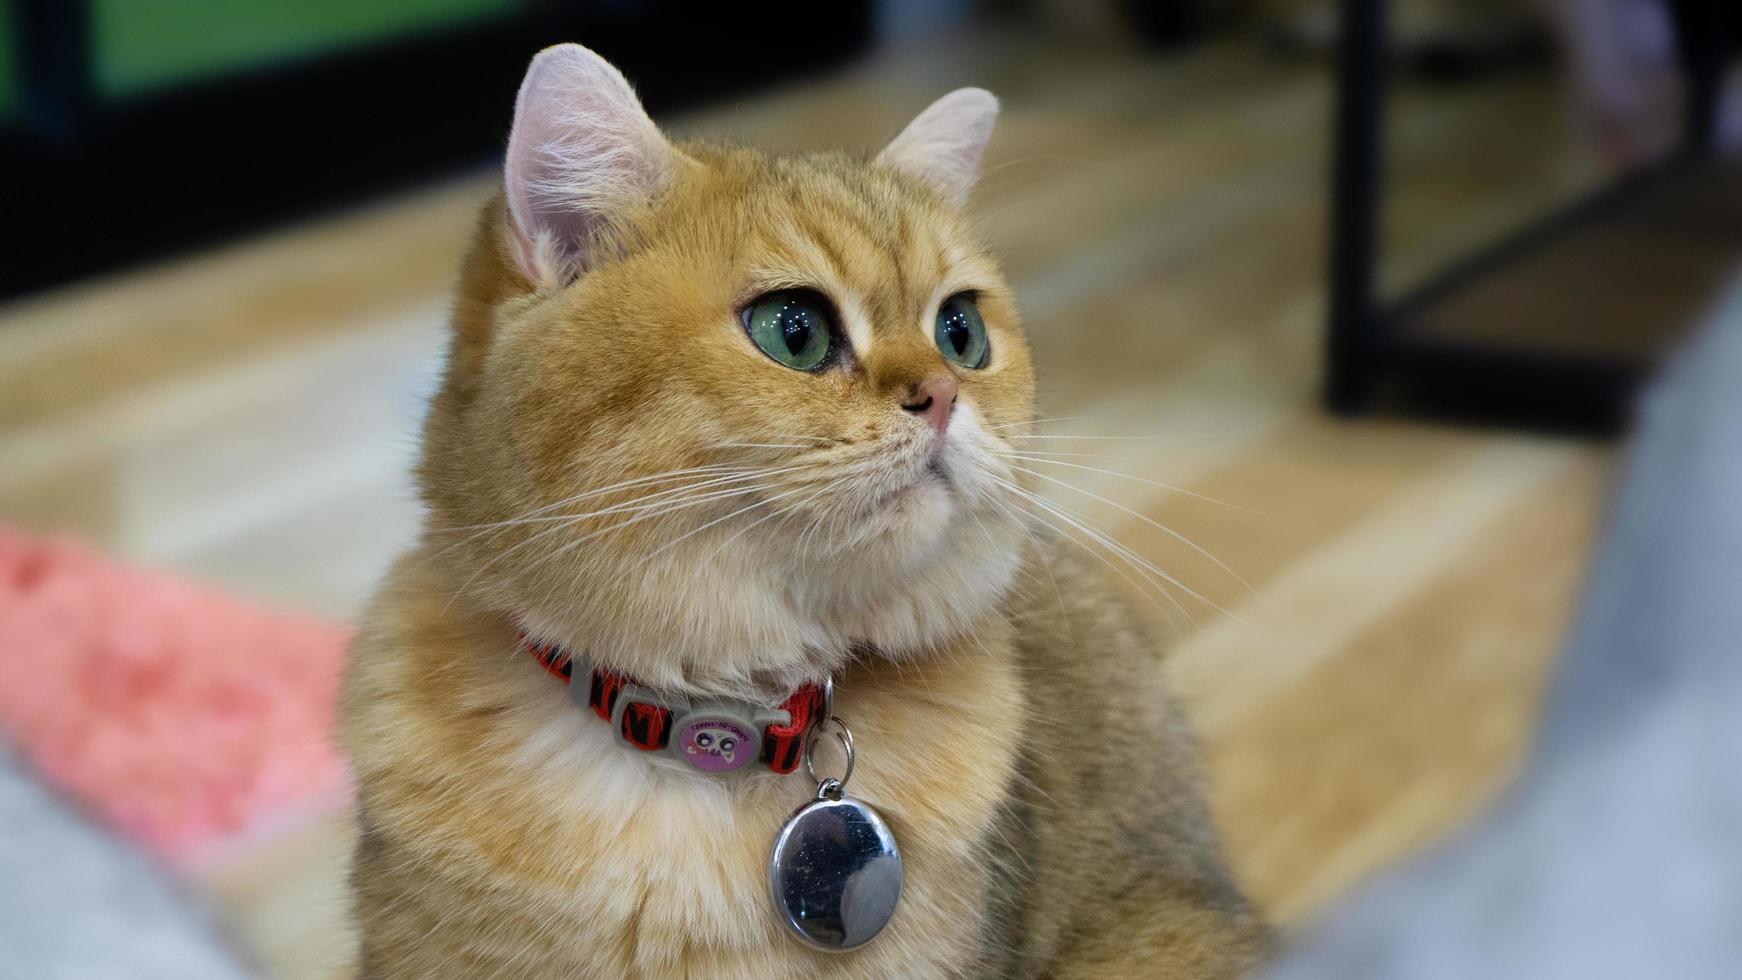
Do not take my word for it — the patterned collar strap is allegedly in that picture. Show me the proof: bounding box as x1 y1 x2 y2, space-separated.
522 633 826 776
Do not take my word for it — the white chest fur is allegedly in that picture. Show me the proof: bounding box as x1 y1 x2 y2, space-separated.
361 663 1015 979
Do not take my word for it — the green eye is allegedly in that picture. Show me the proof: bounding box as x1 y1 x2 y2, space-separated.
745 291 834 371
934 294 989 369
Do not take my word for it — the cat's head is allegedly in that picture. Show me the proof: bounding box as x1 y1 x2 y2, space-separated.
421 44 1035 694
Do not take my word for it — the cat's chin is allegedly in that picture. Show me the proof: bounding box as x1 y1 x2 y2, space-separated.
867 466 955 531
494 428 1025 691
796 485 1024 652
492 500 1019 697
503 483 1022 694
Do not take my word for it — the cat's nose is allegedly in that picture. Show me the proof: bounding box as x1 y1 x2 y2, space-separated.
901 375 958 435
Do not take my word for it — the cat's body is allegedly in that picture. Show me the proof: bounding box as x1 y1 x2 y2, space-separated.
346 536 1264 979
342 45 1266 978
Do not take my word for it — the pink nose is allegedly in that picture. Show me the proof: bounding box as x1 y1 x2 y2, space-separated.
901 375 958 434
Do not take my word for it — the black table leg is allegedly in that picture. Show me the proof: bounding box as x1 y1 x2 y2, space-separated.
1324 0 1389 415
1664 0 1730 157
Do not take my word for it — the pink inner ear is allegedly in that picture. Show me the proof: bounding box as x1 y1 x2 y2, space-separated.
877 88 1000 207
504 44 674 285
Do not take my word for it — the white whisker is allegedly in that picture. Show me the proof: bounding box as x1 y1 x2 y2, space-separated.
443 473 794 608
998 453 1257 514
633 481 823 568
524 478 793 580
992 478 1184 626
1006 464 1262 610
1009 433 1244 442
982 414 1100 431
992 474 1244 625
424 463 754 560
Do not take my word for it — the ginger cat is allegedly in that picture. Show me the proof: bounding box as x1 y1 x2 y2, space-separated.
341 43 1268 979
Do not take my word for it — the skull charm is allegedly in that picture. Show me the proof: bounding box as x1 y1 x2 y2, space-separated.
676 716 756 773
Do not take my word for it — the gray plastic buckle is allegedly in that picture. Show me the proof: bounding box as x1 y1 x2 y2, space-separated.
569 656 793 775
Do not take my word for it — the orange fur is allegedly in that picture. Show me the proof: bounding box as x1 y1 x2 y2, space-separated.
342 46 1266 978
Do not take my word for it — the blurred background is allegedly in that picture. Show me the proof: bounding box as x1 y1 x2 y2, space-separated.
1 1 1738 977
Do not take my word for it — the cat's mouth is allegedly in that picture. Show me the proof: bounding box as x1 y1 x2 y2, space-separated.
872 457 952 511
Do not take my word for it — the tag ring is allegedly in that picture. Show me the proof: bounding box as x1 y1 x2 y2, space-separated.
804 715 854 790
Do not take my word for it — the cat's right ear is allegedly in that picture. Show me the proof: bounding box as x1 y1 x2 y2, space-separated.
504 44 676 288
877 88 999 207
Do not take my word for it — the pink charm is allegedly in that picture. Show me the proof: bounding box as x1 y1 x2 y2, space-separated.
677 718 755 772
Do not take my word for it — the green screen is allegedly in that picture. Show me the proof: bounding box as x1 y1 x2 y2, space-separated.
0 3 15 121
92 0 518 96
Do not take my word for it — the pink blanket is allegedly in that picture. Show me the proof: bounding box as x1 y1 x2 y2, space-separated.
0 527 351 865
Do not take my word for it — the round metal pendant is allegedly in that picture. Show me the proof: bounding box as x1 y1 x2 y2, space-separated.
768 790 903 951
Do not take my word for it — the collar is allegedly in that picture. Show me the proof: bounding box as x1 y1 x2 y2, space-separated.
522 633 827 776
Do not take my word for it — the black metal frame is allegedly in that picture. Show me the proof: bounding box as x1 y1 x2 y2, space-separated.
1324 0 1731 431
0 1 873 300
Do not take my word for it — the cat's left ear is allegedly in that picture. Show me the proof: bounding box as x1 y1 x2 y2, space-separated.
504 44 677 287
876 88 999 207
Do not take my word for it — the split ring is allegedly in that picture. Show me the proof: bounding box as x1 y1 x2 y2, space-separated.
803 715 855 790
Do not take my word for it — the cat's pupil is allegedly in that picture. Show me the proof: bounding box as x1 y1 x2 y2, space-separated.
946 321 969 355
781 307 811 355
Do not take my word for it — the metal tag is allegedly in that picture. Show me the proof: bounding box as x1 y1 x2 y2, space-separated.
768 780 903 951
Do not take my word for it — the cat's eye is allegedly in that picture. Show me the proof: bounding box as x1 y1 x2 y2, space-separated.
744 291 834 372
934 294 989 369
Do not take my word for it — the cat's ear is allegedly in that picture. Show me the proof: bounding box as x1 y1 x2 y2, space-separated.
876 88 999 207
504 44 676 287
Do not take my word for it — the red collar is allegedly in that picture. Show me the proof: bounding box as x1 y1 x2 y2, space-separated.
522 633 826 776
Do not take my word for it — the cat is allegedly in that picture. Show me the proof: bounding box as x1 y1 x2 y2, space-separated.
341 43 1269 979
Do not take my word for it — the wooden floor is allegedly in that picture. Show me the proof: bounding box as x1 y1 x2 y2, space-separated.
0 30 1613 977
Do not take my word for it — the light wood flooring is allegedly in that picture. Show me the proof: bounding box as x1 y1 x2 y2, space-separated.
0 29 1614 977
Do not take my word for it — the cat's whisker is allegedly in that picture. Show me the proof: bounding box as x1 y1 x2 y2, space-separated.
705 473 857 567
982 415 1100 431
635 481 822 569
981 489 1069 620
990 420 1255 444
777 453 915 493
710 441 829 450
423 463 757 560
437 463 749 533
522 466 802 524
424 466 789 568
992 472 1243 626
990 477 1185 627
444 473 796 608
433 466 770 538
1008 433 1242 442
974 153 1095 182
1019 515 1187 630
796 487 849 556
963 501 1051 613
1067 511 1244 629
1004 463 1261 609
520 477 796 584
991 447 1141 463
996 453 1257 514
